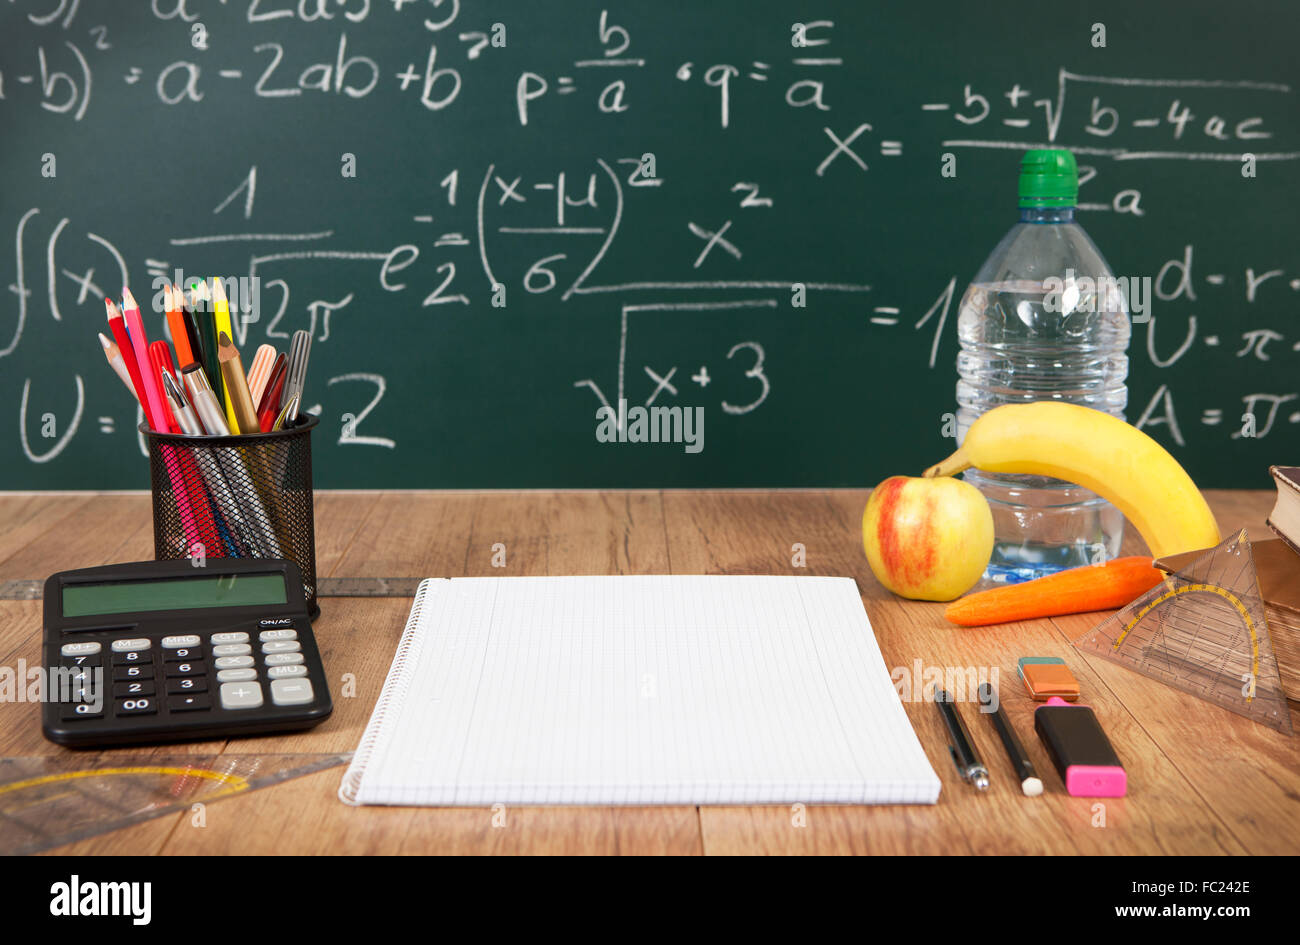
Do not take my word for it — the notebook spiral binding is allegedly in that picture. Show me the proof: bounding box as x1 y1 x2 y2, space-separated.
338 578 439 805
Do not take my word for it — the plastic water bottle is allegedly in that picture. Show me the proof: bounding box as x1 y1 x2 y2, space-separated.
955 149 1131 582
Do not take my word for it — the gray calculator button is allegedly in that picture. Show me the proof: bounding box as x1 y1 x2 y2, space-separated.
111 638 152 652
267 664 308 679
61 642 102 657
161 635 201 649
270 678 314 706
220 681 263 710
261 641 302 654
264 652 304 666
210 632 249 645
217 668 258 683
212 643 252 657
214 655 255 669
259 628 298 642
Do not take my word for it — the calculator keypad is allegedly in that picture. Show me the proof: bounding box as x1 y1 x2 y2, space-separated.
270 678 314 706
220 682 264 710
53 618 321 727
61 641 101 658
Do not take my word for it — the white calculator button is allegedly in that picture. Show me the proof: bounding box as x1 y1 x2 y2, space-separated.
161 635 201 649
217 668 259 683
210 632 250 645
214 655 255 669
270 678 314 706
267 664 307 679
61 642 102 657
258 628 298 642
261 641 301 654
220 681 263 710
212 643 252 657
111 638 152 652
264 653 304 666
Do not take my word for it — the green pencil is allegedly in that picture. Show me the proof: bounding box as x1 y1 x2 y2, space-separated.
190 279 226 412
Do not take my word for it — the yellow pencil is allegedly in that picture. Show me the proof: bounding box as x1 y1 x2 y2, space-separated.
211 277 238 431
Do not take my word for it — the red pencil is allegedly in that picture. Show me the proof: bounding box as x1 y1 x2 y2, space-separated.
256 352 288 432
148 340 181 433
105 298 154 429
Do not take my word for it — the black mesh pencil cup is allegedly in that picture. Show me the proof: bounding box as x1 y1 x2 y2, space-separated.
144 414 321 618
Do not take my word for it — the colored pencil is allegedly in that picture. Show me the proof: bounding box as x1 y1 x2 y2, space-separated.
148 340 181 433
246 344 277 405
256 353 288 432
115 289 213 554
163 283 195 368
105 298 153 429
190 279 224 413
211 278 239 431
178 283 204 369
217 330 261 434
97 332 136 397
121 287 167 432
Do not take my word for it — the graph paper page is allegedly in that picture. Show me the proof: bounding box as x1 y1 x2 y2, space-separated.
342 575 940 806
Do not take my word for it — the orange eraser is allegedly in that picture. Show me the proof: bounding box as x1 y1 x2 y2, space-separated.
1021 663 1080 702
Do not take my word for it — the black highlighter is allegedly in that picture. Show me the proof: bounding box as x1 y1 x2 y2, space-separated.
1033 697 1127 797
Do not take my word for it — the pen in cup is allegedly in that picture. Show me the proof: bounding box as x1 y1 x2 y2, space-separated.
181 363 230 436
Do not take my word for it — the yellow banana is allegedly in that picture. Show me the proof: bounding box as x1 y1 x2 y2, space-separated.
923 402 1220 559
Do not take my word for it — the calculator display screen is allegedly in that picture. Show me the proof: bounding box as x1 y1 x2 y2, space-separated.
62 573 287 617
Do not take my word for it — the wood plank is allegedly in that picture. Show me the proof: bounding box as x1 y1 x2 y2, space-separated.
0 495 153 580
313 491 384 579
1 489 1292 855
328 492 477 578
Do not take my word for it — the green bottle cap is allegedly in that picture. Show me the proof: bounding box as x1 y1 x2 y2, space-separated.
1018 148 1078 208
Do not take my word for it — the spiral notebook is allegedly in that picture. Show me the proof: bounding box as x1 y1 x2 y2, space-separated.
340 575 940 806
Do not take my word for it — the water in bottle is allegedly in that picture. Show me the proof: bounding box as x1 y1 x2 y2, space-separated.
955 149 1131 582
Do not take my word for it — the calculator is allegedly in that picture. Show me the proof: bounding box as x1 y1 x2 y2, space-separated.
42 559 332 747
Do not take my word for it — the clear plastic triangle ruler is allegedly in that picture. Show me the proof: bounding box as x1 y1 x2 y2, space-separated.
1075 531 1293 734
0 752 350 854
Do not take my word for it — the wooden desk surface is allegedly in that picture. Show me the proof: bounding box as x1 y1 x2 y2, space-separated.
1 489 1296 855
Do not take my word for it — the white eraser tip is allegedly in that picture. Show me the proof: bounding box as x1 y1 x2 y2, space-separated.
1022 777 1044 797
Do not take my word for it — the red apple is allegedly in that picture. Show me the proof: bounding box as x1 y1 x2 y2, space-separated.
862 476 994 601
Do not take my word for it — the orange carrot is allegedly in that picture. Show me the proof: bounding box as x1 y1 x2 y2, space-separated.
944 556 1164 627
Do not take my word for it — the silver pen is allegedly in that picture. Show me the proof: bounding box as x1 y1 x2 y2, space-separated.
161 371 203 437
181 364 230 436
283 330 312 423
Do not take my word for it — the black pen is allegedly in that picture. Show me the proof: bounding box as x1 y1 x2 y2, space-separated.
978 683 1043 797
933 688 989 791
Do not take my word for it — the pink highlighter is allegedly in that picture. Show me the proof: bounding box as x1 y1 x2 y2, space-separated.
1033 697 1127 797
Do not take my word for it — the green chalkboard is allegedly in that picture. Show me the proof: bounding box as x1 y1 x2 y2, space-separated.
2 0 1298 489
